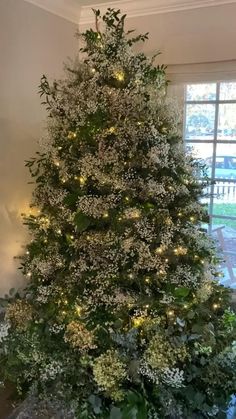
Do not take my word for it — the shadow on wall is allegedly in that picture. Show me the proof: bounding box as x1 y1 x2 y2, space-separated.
0 118 39 296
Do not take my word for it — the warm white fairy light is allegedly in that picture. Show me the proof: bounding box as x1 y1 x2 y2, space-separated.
114 70 125 81
79 176 86 185
67 131 77 140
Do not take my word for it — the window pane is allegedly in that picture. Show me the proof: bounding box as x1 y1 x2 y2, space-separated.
215 143 236 180
220 82 236 100
185 104 215 140
186 142 213 177
211 218 236 287
213 185 236 217
217 103 236 141
186 83 216 101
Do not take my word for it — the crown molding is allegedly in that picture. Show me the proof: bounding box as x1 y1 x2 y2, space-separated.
80 0 236 25
23 0 80 24
23 0 236 25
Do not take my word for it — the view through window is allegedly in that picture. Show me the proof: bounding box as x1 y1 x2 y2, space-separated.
184 82 236 287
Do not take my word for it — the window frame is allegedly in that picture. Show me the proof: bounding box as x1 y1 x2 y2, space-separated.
184 80 236 242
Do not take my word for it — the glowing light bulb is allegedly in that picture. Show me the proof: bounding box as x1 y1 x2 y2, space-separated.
145 277 150 283
156 247 163 254
177 212 182 217
91 68 96 73
26 251 29 255
62 178 66 184
57 229 62 234
114 70 125 82
103 212 109 218
54 161 60 167
184 304 188 309
76 305 82 315
108 126 116 134
128 273 134 279
27 272 32 277
124 196 130 202
213 303 219 309
190 216 195 222
145 304 149 308
165 258 169 263
167 310 174 317
133 316 145 327
67 131 77 140
79 176 86 185
70 235 74 240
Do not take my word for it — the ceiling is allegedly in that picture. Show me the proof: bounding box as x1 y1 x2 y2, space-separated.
24 0 236 24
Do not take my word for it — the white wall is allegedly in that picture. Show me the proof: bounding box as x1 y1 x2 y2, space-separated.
0 0 78 295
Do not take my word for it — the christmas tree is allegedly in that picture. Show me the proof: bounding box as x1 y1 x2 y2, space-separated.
1 9 236 418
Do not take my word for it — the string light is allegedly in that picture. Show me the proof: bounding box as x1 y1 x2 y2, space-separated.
26 272 32 278
108 126 116 134
184 304 188 309
174 246 188 256
67 131 77 140
114 70 125 82
62 178 66 184
79 176 86 185
145 277 150 283
54 161 60 167
91 68 96 73
57 229 62 234
124 196 130 202
26 251 29 255
165 258 169 263
103 212 109 218
70 235 74 240
156 246 164 254
133 316 145 327
167 310 174 317
190 216 196 222
213 303 219 310
177 212 183 217
76 305 82 315
128 273 134 279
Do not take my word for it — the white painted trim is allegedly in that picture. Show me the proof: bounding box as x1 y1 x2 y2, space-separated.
80 0 236 25
23 0 80 24
23 0 236 25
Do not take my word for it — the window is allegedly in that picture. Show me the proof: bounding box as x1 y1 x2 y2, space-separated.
184 81 236 287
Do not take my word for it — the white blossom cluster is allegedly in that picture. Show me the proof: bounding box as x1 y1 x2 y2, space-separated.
139 361 159 384
40 360 63 382
78 194 120 218
0 321 10 342
49 324 65 334
170 264 200 287
161 367 185 388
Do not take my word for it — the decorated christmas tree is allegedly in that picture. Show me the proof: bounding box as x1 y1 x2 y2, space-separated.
1 9 236 418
